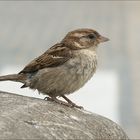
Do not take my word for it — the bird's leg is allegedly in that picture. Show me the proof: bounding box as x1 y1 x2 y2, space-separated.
44 96 76 108
44 95 83 109
61 95 83 109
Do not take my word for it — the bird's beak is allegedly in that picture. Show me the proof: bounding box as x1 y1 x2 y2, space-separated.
98 35 109 43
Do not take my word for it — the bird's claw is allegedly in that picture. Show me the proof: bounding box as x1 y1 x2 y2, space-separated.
44 96 83 109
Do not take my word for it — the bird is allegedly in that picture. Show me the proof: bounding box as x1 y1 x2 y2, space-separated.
0 28 109 109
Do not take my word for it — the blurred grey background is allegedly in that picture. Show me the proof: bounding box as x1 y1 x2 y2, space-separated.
0 1 140 139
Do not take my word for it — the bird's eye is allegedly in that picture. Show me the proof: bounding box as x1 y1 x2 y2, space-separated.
87 34 96 39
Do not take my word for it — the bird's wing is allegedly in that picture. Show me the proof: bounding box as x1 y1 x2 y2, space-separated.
19 43 72 74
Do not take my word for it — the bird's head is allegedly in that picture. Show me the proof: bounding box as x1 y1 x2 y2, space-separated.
62 28 109 50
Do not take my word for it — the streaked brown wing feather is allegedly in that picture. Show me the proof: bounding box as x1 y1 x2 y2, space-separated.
19 43 72 74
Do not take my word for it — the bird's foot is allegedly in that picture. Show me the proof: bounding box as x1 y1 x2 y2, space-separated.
68 102 83 109
61 95 83 109
44 96 83 109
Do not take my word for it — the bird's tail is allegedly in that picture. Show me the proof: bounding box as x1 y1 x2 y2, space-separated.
0 74 26 83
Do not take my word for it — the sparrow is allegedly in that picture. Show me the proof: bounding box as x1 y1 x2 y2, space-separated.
0 28 109 109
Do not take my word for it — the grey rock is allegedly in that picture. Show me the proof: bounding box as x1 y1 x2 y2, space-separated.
0 91 129 139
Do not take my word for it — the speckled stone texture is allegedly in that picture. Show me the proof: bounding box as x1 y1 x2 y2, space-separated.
0 91 129 139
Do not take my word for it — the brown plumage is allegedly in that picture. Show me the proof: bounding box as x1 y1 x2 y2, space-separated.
0 28 109 108
19 43 72 73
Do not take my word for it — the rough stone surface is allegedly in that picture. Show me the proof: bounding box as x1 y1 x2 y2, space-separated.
0 91 129 139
